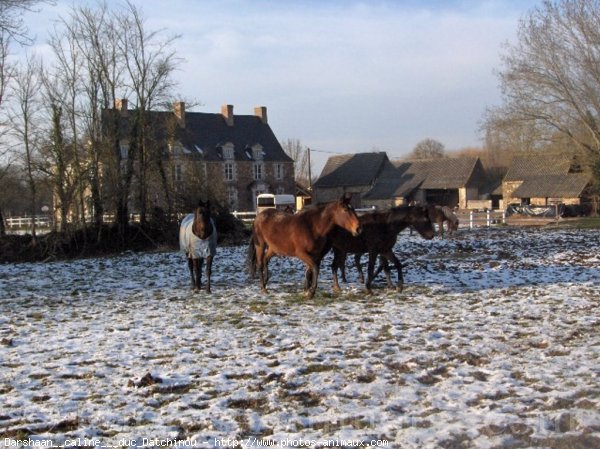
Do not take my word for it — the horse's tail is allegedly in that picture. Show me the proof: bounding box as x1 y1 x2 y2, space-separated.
246 233 257 278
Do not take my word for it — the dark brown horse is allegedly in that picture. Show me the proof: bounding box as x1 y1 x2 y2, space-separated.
427 205 459 238
179 200 217 292
247 195 361 298
330 205 435 293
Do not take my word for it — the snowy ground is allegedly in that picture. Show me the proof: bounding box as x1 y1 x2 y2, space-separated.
1 227 599 449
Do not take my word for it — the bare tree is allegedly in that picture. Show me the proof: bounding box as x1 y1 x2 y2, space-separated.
115 0 181 224
68 3 126 231
488 0 600 187
0 0 53 45
9 54 42 240
281 138 311 186
410 138 446 159
0 1 52 235
0 31 15 236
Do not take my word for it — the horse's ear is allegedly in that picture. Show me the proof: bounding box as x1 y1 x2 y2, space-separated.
340 193 352 205
198 199 206 208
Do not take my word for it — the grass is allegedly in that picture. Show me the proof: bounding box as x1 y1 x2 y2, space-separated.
555 216 600 229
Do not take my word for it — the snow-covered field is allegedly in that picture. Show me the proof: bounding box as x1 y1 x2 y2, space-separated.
1 227 599 449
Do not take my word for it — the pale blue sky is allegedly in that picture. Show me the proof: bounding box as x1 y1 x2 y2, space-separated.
22 0 541 172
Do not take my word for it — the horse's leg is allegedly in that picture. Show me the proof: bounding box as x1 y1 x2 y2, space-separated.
308 262 319 298
365 252 377 293
331 249 342 294
305 266 313 292
187 257 195 289
383 250 404 292
355 254 365 284
256 241 268 293
197 257 204 290
439 219 444 238
205 255 213 293
378 255 394 288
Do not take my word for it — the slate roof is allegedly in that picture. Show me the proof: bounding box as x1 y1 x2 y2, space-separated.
396 157 480 190
313 152 389 188
107 108 292 163
511 174 591 198
504 154 571 181
363 157 482 200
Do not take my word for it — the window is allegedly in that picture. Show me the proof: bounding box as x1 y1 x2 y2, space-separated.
119 142 129 159
173 164 183 182
224 162 235 181
252 144 264 160
227 186 238 210
223 143 234 159
253 163 264 180
274 163 284 180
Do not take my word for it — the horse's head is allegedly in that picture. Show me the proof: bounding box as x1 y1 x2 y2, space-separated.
333 194 361 236
408 206 436 240
192 200 213 240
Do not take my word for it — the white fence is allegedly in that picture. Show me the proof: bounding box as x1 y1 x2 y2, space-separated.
5 215 53 228
456 210 507 229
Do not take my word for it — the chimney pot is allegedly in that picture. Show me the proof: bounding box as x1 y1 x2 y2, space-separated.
174 101 185 128
254 106 268 124
221 104 234 126
115 98 128 116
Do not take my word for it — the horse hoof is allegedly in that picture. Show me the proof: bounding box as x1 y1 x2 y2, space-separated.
396 285 404 293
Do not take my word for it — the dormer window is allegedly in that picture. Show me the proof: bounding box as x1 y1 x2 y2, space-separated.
252 144 264 161
223 142 234 160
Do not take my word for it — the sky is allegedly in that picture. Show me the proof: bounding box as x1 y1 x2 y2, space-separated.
21 0 542 174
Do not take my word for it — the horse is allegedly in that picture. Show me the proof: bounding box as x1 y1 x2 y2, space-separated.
179 200 217 292
329 205 435 293
427 205 459 238
247 195 361 299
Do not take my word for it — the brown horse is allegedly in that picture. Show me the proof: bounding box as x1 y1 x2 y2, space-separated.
179 200 217 292
427 205 459 238
330 205 435 293
247 195 361 298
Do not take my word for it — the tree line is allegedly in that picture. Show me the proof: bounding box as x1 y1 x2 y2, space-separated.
2 0 600 244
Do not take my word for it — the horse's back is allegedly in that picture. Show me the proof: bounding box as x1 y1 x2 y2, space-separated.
254 208 322 256
180 214 217 258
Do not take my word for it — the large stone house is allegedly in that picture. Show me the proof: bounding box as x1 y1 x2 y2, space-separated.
110 101 294 212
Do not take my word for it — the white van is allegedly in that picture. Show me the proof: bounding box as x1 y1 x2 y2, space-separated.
256 193 295 214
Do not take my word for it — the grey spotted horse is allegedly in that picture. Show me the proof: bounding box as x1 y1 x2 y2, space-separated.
179 200 217 292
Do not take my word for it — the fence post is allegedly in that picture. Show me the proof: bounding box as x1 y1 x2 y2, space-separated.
486 210 491 227
469 211 474 229
502 210 506 225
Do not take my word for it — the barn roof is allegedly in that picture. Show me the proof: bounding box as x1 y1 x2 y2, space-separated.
394 157 480 189
504 154 571 181
313 152 389 188
511 174 591 198
363 157 482 200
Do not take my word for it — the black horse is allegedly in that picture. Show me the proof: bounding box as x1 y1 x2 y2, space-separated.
329 205 435 293
179 200 217 292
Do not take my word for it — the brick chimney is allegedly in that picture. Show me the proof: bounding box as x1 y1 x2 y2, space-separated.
254 106 268 124
221 104 234 126
173 101 185 128
115 98 128 116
